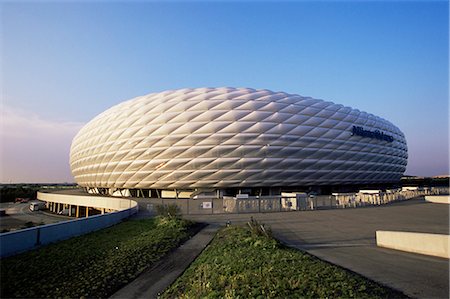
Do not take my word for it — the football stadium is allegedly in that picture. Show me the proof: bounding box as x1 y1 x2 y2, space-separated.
69 87 408 198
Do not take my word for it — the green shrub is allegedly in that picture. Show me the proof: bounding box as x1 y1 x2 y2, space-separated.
155 203 181 218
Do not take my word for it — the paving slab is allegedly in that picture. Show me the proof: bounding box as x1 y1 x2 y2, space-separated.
110 224 219 299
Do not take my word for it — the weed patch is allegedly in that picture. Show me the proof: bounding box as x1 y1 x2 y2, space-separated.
163 225 407 298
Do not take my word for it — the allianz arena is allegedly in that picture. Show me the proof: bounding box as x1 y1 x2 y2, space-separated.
70 87 408 196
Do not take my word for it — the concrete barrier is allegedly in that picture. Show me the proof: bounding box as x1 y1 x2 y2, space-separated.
425 195 450 204
0 201 138 258
37 191 137 211
376 231 450 259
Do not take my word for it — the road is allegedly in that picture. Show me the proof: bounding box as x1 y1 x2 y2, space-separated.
0 202 71 231
183 198 449 299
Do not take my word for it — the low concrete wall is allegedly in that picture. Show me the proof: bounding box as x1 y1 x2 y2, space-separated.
37 191 137 211
0 196 138 258
425 195 450 204
376 231 450 259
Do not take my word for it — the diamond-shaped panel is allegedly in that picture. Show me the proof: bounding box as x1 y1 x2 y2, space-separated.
70 87 408 189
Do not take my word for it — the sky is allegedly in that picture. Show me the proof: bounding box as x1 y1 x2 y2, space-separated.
0 0 448 183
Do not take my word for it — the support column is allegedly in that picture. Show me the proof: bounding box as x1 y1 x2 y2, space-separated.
68 205 72 217
101 208 105 215
85 206 89 218
76 205 80 218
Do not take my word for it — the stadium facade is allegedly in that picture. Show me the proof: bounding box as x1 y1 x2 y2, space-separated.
70 87 408 197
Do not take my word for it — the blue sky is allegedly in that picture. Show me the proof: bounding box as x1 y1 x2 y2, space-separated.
1 0 448 182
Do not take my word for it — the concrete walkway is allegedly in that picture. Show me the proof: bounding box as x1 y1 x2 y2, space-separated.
110 224 219 299
184 198 449 299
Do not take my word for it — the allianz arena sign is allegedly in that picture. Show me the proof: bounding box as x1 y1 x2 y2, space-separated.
351 126 394 143
70 87 408 189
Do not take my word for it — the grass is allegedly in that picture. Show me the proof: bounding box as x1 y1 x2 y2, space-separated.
1 217 195 298
163 223 407 299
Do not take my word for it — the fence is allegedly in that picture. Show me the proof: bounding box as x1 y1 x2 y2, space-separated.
141 187 449 216
0 203 138 258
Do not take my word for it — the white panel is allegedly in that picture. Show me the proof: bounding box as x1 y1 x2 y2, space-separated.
70 87 408 189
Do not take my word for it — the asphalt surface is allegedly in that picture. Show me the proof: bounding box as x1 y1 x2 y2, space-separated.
183 198 449 299
0 202 71 231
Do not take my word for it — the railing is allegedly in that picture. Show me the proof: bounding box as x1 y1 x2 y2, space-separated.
140 187 449 215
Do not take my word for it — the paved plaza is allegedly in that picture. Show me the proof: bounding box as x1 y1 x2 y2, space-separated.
184 198 449 299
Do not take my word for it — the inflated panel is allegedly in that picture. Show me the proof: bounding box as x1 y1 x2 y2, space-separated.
70 87 408 188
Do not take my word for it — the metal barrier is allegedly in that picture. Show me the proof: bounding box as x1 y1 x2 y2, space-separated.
140 187 449 215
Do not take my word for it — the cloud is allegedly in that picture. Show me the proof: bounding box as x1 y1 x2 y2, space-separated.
0 105 84 183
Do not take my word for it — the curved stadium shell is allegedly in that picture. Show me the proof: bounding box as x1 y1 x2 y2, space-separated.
70 87 408 195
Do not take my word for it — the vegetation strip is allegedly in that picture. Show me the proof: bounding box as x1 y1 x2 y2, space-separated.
1 217 195 298
163 220 407 298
